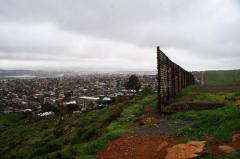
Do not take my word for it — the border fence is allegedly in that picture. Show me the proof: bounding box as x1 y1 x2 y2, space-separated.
157 46 194 113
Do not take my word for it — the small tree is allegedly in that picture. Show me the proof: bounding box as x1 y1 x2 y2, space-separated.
125 75 141 93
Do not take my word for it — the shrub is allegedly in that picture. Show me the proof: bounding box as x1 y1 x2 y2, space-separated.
141 85 154 96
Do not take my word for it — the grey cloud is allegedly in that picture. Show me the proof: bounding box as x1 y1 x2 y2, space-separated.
0 0 240 70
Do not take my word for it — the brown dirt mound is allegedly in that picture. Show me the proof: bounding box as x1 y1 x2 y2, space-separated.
96 132 240 159
96 136 176 159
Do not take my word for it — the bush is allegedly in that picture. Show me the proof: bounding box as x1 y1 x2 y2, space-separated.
141 85 154 96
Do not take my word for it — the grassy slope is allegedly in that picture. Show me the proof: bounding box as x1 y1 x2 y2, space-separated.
0 95 157 159
169 87 240 159
171 105 240 142
1 87 240 159
172 86 238 103
170 87 240 142
193 69 240 85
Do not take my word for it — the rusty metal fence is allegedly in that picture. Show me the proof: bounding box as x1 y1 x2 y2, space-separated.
157 46 194 113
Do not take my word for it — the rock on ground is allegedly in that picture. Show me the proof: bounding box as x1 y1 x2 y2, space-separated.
165 141 206 159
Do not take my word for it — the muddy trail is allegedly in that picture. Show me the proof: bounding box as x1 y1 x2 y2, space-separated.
96 105 240 159
132 105 193 137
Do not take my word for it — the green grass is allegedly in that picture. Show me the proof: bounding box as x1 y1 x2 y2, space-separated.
170 104 240 142
172 86 234 103
0 95 157 159
169 86 240 142
194 93 232 102
193 69 240 85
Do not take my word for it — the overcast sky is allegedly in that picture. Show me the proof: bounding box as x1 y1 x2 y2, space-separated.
0 0 240 71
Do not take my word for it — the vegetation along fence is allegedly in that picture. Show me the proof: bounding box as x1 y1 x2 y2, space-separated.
157 46 194 113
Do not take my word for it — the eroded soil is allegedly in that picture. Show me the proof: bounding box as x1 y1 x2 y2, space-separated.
96 104 240 159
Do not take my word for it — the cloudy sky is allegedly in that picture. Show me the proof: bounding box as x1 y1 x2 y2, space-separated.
0 0 240 71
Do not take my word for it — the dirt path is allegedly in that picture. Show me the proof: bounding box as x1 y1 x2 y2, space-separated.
133 105 192 136
96 136 176 159
96 105 189 159
133 120 192 136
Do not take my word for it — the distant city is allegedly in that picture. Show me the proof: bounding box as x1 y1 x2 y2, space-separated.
0 69 157 79
0 70 157 118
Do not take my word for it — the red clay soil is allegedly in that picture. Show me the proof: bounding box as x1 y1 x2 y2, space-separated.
96 136 176 159
96 133 240 159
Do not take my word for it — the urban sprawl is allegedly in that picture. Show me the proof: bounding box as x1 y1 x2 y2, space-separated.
0 74 157 118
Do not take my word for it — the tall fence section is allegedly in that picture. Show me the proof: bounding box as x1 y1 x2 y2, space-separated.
157 46 194 113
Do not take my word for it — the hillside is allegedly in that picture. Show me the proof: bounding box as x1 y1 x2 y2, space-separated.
1 87 240 159
97 86 240 159
0 95 157 159
193 69 240 85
